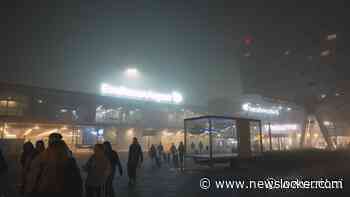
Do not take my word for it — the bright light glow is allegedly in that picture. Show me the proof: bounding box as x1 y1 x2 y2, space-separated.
34 125 40 130
23 129 32 136
125 68 139 78
61 126 68 130
313 133 319 138
327 34 336 40
162 130 173 136
98 129 104 135
37 129 58 138
323 121 331 126
320 94 327 99
287 107 292 111
101 83 183 104
297 133 302 138
60 109 68 113
242 103 279 115
127 128 134 137
321 50 330 56
264 124 298 132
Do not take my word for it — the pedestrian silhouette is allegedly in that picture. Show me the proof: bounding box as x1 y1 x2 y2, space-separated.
103 141 123 197
127 137 143 185
178 142 185 171
84 143 111 197
35 140 45 154
26 133 83 197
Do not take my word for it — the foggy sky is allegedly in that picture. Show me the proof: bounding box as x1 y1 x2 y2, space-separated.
1 0 349 106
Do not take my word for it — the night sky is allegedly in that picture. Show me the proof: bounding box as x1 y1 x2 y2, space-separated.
1 0 349 106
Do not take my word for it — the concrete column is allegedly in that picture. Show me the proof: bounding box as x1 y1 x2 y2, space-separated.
237 119 251 158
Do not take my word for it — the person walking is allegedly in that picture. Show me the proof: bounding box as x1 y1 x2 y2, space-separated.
190 141 196 153
103 141 123 197
26 133 83 197
84 144 111 197
157 143 164 163
178 142 185 171
19 141 37 195
198 141 203 154
127 137 143 185
149 144 158 167
170 143 178 168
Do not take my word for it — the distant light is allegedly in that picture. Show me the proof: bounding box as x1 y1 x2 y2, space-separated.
127 129 134 137
297 133 302 138
278 106 283 110
287 107 292 111
23 129 32 136
313 133 319 138
323 121 331 126
335 92 340 96
125 68 140 78
60 109 68 113
34 125 40 130
320 94 327 99
98 129 104 135
61 125 68 130
101 83 183 104
264 124 298 132
327 34 337 41
321 50 331 56
284 50 290 55
37 99 43 104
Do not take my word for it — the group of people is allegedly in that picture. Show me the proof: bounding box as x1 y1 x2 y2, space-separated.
148 142 185 170
0 134 144 197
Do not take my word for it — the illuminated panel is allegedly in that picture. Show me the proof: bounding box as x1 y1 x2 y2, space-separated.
264 124 299 132
242 103 279 115
101 83 183 104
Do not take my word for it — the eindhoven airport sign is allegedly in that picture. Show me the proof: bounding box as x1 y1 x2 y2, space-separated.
242 102 280 115
101 83 183 104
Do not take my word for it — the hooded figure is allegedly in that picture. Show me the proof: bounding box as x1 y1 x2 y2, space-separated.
84 143 111 197
127 137 143 185
25 133 83 197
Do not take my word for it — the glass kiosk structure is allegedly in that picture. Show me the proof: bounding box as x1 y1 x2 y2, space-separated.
184 116 262 166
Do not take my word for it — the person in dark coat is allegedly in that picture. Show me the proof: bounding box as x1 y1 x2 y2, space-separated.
84 144 111 197
19 141 37 195
27 133 83 197
178 142 185 171
127 137 143 185
170 143 178 168
149 144 158 167
103 141 123 197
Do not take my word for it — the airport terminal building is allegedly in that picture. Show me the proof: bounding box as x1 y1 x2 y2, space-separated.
0 82 331 153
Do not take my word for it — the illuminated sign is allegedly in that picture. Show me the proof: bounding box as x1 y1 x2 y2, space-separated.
264 124 299 132
242 103 279 115
101 83 183 104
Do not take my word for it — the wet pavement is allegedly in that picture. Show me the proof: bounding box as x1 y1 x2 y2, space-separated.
2 151 350 197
